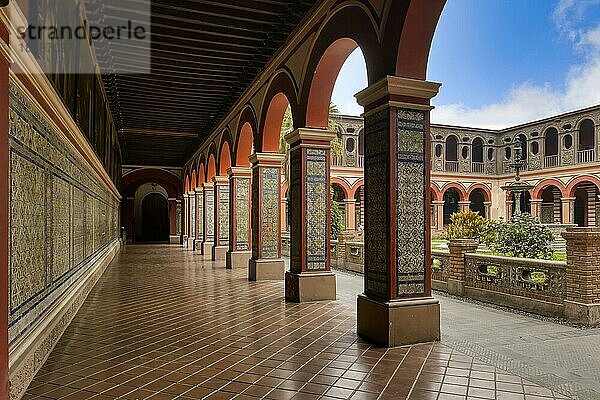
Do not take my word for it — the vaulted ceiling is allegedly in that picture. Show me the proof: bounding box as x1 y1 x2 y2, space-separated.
90 0 317 166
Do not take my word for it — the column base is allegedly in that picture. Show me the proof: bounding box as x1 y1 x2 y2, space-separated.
193 239 203 252
226 250 251 269
357 294 440 347
182 235 188 247
186 237 195 249
564 300 600 325
249 258 285 281
169 235 180 244
201 241 214 257
212 245 227 261
285 271 336 302
447 279 465 296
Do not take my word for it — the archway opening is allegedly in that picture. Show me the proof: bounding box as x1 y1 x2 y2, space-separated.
219 141 232 176
472 138 484 163
572 182 599 227
263 93 291 153
517 134 527 161
443 188 460 225
544 128 559 167
331 183 347 230
236 122 254 167
469 189 486 218
511 191 531 215
540 186 562 224
141 193 169 243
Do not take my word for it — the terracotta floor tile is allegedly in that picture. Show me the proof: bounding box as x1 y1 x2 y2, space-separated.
20 246 572 400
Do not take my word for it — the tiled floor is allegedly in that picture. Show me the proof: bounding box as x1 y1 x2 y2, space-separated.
22 245 571 400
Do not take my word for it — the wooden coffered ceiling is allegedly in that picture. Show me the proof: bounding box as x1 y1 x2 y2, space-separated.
90 0 317 167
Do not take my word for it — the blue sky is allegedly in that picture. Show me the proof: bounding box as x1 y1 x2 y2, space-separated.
331 0 600 129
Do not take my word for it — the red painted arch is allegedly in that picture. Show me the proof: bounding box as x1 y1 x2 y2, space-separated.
348 178 365 198
331 178 352 199
190 171 197 190
566 175 600 197
467 184 492 202
207 154 217 181
219 141 232 176
198 164 206 186
441 183 468 201
121 168 182 199
235 106 257 166
430 184 442 202
532 179 567 199
184 175 190 193
393 0 446 79
258 70 298 153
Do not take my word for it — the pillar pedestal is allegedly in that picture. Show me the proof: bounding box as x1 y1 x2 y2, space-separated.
226 167 252 269
201 182 215 257
357 295 440 347
285 128 337 302
248 153 286 281
354 76 441 347
212 176 229 261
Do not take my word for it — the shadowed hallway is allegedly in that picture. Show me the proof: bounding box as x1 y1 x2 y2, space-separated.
22 246 569 400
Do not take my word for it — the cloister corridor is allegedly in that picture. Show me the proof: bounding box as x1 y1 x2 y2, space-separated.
20 245 596 400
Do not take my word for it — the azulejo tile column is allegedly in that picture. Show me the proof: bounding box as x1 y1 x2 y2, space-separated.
187 191 196 249
212 176 229 260
354 76 441 347
226 167 252 269
194 186 204 252
285 128 336 302
248 153 285 281
201 182 215 256
182 193 189 247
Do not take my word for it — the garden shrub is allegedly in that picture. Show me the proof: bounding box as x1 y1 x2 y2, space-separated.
485 213 554 259
442 210 492 242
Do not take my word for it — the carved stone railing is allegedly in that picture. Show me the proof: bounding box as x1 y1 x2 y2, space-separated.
445 160 459 172
464 253 566 311
544 154 559 168
431 250 450 287
471 162 484 173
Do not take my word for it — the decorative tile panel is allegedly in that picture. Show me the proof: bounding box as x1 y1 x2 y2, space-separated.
190 197 196 238
396 108 426 297
8 80 120 346
218 186 229 246
305 149 328 270
364 109 389 298
235 178 250 251
205 189 214 240
261 168 280 258
176 203 182 235
196 193 203 241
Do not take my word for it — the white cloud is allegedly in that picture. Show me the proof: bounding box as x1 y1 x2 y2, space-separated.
432 2 600 130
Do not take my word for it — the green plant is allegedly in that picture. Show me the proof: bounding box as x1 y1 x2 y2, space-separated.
485 213 555 259
330 188 344 240
442 210 491 242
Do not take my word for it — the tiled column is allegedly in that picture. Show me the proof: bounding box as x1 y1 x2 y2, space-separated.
182 194 189 247
530 199 542 220
187 191 196 249
248 153 285 281
201 182 215 256
194 187 204 252
176 199 182 244
433 201 444 231
458 201 470 212
562 197 575 224
226 167 252 269
285 129 337 302
212 176 229 260
354 76 441 346
344 199 357 231
562 227 600 324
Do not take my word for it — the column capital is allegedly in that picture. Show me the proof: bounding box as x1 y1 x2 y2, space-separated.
183 193 189 199
186 191 196 196
212 175 228 185
202 182 214 189
194 186 203 194
284 128 336 147
249 152 285 167
227 166 251 178
343 198 357 204
530 199 543 204
432 200 445 205
355 75 441 111
561 197 576 201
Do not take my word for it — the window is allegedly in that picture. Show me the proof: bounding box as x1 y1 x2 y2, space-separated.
564 134 573 149
435 144 442 157
544 127 559 155
462 146 469 159
346 137 355 152
445 136 458 161
472 138 484 162
531 141 539 155
487 148 494 161
505 147 512 160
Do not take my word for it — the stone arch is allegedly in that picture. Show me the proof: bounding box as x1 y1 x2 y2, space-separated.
566 175 600 197
348 178 365 198
577 118 595 152
532 178 566 199
441 182 467 201
430 184 442 202
184 175 190 193
330 177 352 199
466 184 491 202
218 130 233 175
206 143 218 181
258 70 299 153
198 164 205 186
234 106 257 167
190 170 197 190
